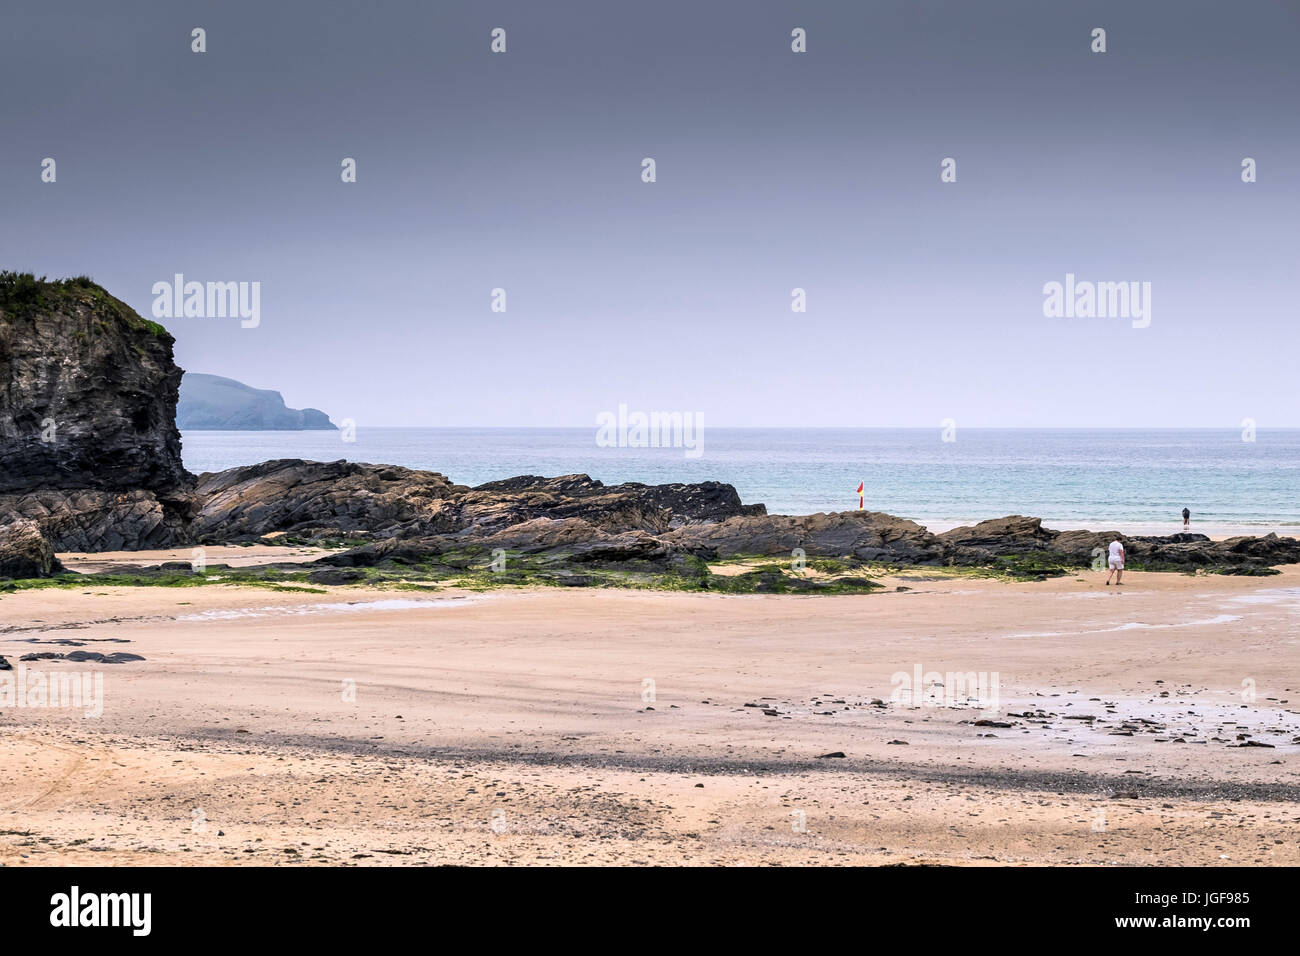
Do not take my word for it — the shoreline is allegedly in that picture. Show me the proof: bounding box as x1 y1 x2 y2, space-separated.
3 568 1298 866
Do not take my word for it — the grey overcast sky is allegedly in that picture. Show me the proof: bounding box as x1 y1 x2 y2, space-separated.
2 0 1297 427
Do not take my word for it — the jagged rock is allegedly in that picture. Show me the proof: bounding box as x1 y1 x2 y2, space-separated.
558 530 672 564
0 488 196 552
939 515 1056 553
195 461 763 543
666 511 947 563
0 519 61 578
313 536 444 568
305 567 367 585
0 274 196 551
0 274 191 495
940 518 1300 573
469 517 611 552
193 459 466 540
458 474 761 535
473 475 764 527
1049 530 1121 563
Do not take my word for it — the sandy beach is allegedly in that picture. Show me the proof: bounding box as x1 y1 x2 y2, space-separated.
3 553 1297 866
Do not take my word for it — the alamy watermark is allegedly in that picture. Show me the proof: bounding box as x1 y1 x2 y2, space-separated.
1042 273 1150 329
596 403 703 459
50 886 151 936
152 273 260 328
1 664 103 718
890 663 1000 714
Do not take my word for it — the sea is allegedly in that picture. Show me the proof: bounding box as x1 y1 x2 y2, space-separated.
180 428 1300 538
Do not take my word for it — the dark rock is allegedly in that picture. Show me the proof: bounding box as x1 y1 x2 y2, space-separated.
941 515 1300 574
471 474 764 527
666 511 946 564
62 651 145 664
816 751 847 759
315 536 444 568
0 274 191 495
196 459 762 546
0 488 197 552
939 515 1055 553
0 519 61 578
0 275 196 551
552 573 597 587
306 567 367 585
0 655 10 671
194 459 466 540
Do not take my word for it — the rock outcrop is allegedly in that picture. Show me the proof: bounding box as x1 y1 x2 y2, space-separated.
193 459 466 540
0 519 61 579
666 511 947 563
940 518 1300 573
193 460 765 543
0 274 190 494
0 489 194 552
938 515 1057 554
177 373 336 430
0 274 197 557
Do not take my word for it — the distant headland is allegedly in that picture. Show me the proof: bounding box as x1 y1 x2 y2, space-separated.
177 373 336 431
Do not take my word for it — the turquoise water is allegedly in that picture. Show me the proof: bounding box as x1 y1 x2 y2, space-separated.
181 428 1300 536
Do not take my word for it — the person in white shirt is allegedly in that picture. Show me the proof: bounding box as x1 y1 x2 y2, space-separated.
1104 538 1125 586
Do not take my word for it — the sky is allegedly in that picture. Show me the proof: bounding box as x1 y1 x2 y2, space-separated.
2 0 1297 427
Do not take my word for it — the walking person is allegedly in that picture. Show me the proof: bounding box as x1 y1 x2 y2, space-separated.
1104 537 1125 586
1182 507 1190 531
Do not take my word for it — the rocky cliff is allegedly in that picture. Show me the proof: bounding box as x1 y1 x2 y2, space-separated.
0 273 196 551
0 273 190 493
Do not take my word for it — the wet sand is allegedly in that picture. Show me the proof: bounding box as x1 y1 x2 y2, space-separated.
2 562 1298 865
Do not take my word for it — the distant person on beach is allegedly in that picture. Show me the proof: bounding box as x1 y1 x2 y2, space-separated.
1182 507 1190 530
1105 537 1125 585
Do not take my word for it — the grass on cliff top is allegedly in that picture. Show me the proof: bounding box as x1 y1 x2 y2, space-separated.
0 271 170 338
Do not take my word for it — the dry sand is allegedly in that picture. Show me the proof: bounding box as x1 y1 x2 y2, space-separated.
2 557 1298 866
